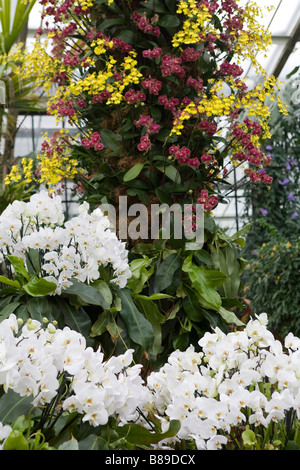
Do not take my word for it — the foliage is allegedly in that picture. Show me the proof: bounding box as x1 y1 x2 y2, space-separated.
118 216 249 369
243 239 300 338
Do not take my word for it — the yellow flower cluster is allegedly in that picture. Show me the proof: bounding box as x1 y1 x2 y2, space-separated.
172 0 213 47
170 101 198 136
236 3 273 73
37 150 81 187
91 38 114 56
5 157 34 185
5 131 82 190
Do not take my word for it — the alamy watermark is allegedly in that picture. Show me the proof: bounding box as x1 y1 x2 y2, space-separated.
99 196 204 250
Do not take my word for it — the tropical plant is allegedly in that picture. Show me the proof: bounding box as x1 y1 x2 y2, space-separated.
6 0 282 215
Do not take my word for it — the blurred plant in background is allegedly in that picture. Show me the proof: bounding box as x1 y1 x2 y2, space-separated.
242 71 300 336
243 70 300 252
0 0 48 210
243 239 300 337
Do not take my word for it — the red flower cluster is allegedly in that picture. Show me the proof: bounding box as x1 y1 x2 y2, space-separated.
142 47 162 59
169 145 200 169
137 134 151 152
81 132 104 151
124 88 146 104
141 77 162 95
197 189 218 211
134 115 161 134
160 55 185 78
131 12 160 37
219 61 243 77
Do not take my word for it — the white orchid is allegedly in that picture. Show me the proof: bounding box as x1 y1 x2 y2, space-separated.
0 190 131 293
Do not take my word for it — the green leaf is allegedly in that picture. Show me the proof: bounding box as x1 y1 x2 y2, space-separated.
136 293 173 301
64 279 109 308
0 390 33 424
157 14 181 28
22 276 57 297
100 129 122 153
242 427 257 447
153 253 182 293
0 301 21 321
3 430 29 450
5 255 30 281
25 248 41 276
91 280 113 307
58 439 79 451
134 297 164 359
123 162 146 182
219 306 244 326
118 288 154 349
182 288 203 322
116 419 181 446
182 255 228 311
0 275 21 289
51 298 92 338
90 310 111 338
27 297 50 323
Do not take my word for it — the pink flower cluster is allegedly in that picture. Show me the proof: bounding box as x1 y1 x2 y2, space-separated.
134 115 161 134
232 120 273 184
49 99 75 117
198 120 217 136
52 71 69 86
142 47 162 59
137 134 151 152
219 61 243 78
124 88 146 104
141 77 162 95
112 37 132 53
187 76 204 92
92 90 111 103
169 145 200 168
81 132 104 151
160 55 185 78
197 189 218 211
131 12 160 37
158 95 179 115
180 47 202 62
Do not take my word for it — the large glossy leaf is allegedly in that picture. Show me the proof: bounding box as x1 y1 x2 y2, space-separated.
0 390 33 424
22 276 57 297
64 279 110 308
118 288 153 349
134 297 164 359
182 256 226 311
153 252 182 293
116 419 181 446
27 297 51 323
50 298 92 338
0 275 21 289
123 162 146 182
5 255 29 281
0 300 21 321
